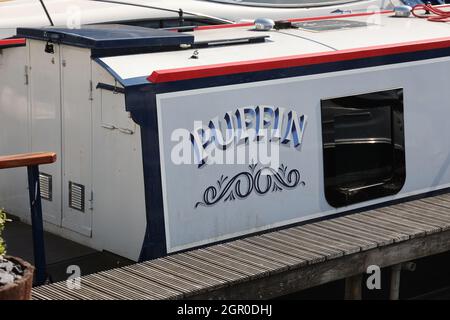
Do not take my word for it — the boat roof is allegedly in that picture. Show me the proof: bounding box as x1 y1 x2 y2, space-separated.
94 10 450 85
17 24 194 49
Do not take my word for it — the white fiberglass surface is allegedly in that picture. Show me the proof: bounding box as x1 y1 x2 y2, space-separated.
98 14 450 82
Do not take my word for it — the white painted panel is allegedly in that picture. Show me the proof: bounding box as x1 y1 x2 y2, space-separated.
28 40 62 226
100 90 136 133
60 45 92 237
157 56 450 253
91 63 146 260
0 46 30 220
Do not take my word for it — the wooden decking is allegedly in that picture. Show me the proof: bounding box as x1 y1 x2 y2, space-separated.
32 192 450 300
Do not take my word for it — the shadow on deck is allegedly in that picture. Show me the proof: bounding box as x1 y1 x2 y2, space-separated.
3 216 133 283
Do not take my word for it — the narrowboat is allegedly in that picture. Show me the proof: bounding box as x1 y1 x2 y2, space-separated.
1 5 450 261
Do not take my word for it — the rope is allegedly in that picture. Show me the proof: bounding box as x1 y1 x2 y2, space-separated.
412 3 450 22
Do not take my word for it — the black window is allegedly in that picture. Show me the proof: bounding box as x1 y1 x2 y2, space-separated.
321 89 406 207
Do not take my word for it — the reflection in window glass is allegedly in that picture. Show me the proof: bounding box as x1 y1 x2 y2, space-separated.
321 89 406 207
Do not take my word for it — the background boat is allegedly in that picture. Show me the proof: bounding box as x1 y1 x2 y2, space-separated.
1 0 401 39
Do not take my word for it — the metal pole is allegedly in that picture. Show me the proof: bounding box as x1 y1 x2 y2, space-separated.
27 165 47 285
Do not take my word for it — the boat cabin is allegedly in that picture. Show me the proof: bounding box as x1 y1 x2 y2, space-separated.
1 9 450 261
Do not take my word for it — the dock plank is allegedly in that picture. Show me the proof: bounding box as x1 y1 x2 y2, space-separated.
321 219 395 246
348 213 418 239
433 194 450 205
100 268 182 299
262 231 344 259
371 209 441 234
394 203 450 225
32 289 59 300
51 280 115 300
32 285 74 300
245 236 327 264
229 240 308 267
122 263 205 294
149 258 226 288
207 244 288 272
434 193 450 200
338 216 409 243
299 224 378 250
409 201 450 219
421 197 450 210
386 207 448 230
357 211 427 237
279 228 360 255
165 253 246 283
188 248 268 278
82 273 152 300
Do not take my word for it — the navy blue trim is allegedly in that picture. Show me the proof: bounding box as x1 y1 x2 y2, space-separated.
0 43 26 49
125 86 167 261
127 45 450 260
94 58 150 87
27 165 48 285
122 76 150 87
94 58 126 86
16 26 194 50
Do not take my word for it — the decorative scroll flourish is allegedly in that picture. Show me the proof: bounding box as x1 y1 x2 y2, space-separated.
195 163 305 208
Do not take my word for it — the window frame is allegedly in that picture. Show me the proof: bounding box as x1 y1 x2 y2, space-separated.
320 88 406 208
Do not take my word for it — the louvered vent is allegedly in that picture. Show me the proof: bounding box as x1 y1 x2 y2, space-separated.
69 181 85 212
39 173 52 201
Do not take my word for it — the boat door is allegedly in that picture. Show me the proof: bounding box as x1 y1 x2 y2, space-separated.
28 41 93 236
28 40 63 226
60 45 93 237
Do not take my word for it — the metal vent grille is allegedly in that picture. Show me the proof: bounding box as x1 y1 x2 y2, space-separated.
69 181 85 213
39 173 52 201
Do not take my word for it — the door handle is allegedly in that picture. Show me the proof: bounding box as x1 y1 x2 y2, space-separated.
118 128 134 135
101 124 116 130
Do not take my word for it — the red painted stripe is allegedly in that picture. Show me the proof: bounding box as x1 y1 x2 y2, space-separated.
148 36 450 83
0 38 26 47
194 10 393 31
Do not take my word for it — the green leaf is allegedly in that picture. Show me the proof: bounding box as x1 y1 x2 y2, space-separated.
0 209 9 257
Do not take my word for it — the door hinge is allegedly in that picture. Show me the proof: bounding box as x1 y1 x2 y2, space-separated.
89 190 94 211
24 66 29 85
89 80 93 101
